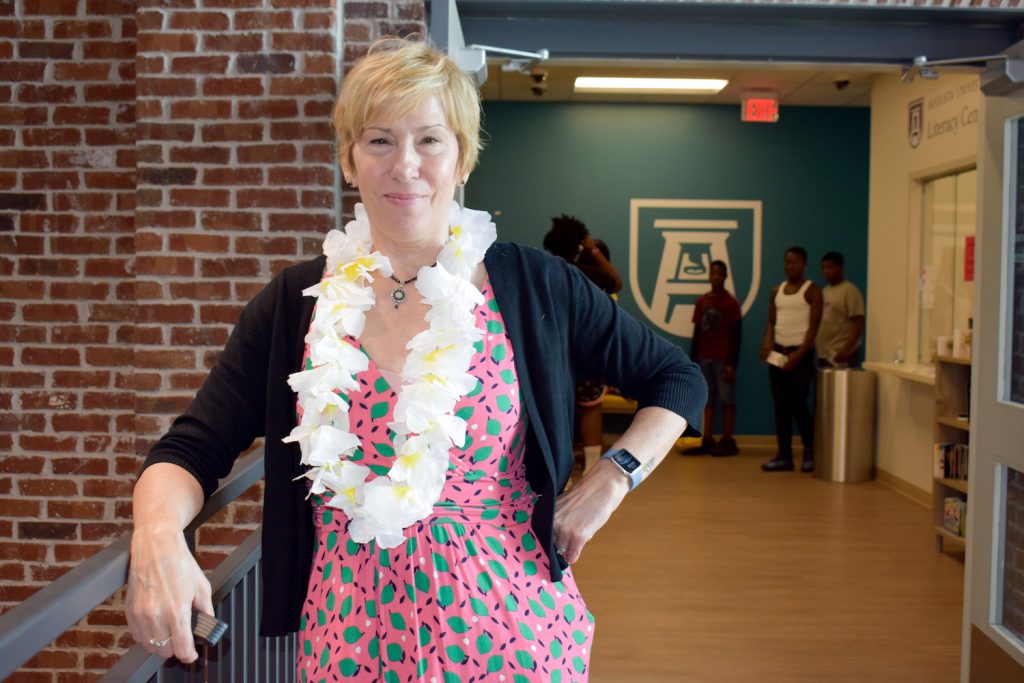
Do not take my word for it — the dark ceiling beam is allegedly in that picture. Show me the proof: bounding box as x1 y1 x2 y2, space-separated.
428 1 1023 65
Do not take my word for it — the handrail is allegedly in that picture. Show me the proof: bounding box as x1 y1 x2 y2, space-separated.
100 526 265 682
0 446 267 680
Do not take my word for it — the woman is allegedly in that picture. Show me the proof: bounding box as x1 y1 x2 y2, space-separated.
127 38 706 680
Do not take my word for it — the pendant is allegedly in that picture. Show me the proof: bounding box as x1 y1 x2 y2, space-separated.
391 286 407 308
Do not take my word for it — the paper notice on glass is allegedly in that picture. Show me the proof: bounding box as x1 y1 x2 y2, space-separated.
920 265 935 310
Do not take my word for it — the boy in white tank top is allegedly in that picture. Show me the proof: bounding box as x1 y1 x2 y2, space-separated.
759 246 823 472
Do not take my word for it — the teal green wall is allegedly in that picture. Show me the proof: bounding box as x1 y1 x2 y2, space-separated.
466 101 869 436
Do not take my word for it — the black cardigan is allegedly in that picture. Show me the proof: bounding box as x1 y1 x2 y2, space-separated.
142 242 705 636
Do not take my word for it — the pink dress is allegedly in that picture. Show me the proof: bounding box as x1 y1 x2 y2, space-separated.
295 281 593 682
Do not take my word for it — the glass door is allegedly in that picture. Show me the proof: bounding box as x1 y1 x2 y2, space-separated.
963 94 1024 679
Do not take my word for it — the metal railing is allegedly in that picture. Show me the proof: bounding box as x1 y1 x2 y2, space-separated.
0 447 295 682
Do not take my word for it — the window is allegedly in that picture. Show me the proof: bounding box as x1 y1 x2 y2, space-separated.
918 168 976 364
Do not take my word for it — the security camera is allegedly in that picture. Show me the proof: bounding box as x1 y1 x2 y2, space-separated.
529 69 548 96
833 78 851 91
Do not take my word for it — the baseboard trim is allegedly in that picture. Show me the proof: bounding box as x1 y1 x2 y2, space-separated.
875 468 930 508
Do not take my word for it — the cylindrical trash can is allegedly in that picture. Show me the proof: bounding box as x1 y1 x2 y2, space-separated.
813 368 876 483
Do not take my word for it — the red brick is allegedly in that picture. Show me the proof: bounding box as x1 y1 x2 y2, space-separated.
137 304 196 324
238 188 297 208
19 434 77 451
269 166 333 185
133 349 196 369
0 324 47 343
21 305 79 325
81 478 133 498
81 40 134 60
136 210 195 229
84 258 132 278
49 324 109 345
19 214 78 234
53 543 102 562
167 10 229 30
303 143 335 163
301 190 332 208
137 32 197 52
19 479 78 497
169 99 233 119
168 281 231 301
234 10 293 29
134 255 195 276
271 31 334 52
52 62 110 84
19 521 78 540
53 105 111 125
303 11 334 29
0 150 47 170
83 391 132 410
0 562 26 581
84 127 133 147
237 143 296 164
136 120 197 142
304 54 336 75
23 0 79 14
51 192 111 212
199 211 262 233
22 647 79 669
201 167 262 185
270 76 335 96
0 540 47 561
0 456 47 478
51 235 112 255
84 83 135 103
19 391 77 410
136 394 193 414
0 410 46 431
201 122 264 142
55 628 116 649
236 235 298 254
0 19 45 38
52 413 111 432
168 145 231 164
0 279 45 297
171 55 230 74
0 105 46 125
199 256 261 277
203 77 264 97
203 32 262 51
0 497 42 518
271 120 332 141
129 325 162 344
169 188 230 208
199 305 244 325
22 171 80 191
82 522 130 541
53 370 110 388
19 41 73 59
0 371 45 387
83 171 134 190
1 62 46 81
167 233 230 252
53 20 112 39
237 99 298 119
83 345 132 367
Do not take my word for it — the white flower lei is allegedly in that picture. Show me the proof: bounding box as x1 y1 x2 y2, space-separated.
284 200 498 549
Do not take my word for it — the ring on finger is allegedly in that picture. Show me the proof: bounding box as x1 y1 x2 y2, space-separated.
149 637 171 648
556 547 567 555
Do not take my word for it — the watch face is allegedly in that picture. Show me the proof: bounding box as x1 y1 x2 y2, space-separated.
611 449 641 473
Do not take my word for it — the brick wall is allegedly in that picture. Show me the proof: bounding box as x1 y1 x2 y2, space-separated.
1005 468 1024 640
0 0 425 679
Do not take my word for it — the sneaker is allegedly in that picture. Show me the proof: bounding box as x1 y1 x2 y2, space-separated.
712 437 739 457
761 456 795 472
681 437 716 456
801 457 815 473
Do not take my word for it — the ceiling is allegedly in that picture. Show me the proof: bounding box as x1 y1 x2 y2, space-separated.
433 0 1023 108
479 59 887 107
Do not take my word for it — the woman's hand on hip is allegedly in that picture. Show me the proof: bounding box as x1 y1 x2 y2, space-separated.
553 459 629 565
126 525 213 663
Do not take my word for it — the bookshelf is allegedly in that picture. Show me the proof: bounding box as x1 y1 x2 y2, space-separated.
932 355 971 552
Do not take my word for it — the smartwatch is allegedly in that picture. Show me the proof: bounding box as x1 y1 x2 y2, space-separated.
600 448 644 490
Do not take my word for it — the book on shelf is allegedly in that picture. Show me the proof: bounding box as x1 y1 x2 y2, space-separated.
943 496 967 536
933 442 970 480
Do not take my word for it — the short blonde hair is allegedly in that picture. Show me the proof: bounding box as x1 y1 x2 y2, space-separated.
332 38 483 180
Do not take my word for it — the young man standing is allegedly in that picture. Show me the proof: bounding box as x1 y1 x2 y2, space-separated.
683 260 742 456
760 247 823 473
816 251 865 368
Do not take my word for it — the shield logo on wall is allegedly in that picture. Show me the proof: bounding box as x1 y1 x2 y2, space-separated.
629 199 762 339
908 97 924 148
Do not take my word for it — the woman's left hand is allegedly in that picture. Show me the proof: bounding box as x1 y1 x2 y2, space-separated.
552 460 630 564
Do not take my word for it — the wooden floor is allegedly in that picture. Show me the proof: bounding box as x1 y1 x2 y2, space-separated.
571 446 965 683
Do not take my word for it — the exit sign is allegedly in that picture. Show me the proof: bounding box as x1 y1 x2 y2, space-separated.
741 92 779 123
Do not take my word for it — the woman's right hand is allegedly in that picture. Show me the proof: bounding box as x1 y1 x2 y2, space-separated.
126 525 213 663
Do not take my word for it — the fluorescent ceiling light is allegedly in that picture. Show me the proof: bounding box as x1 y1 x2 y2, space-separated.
574 76 728 94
